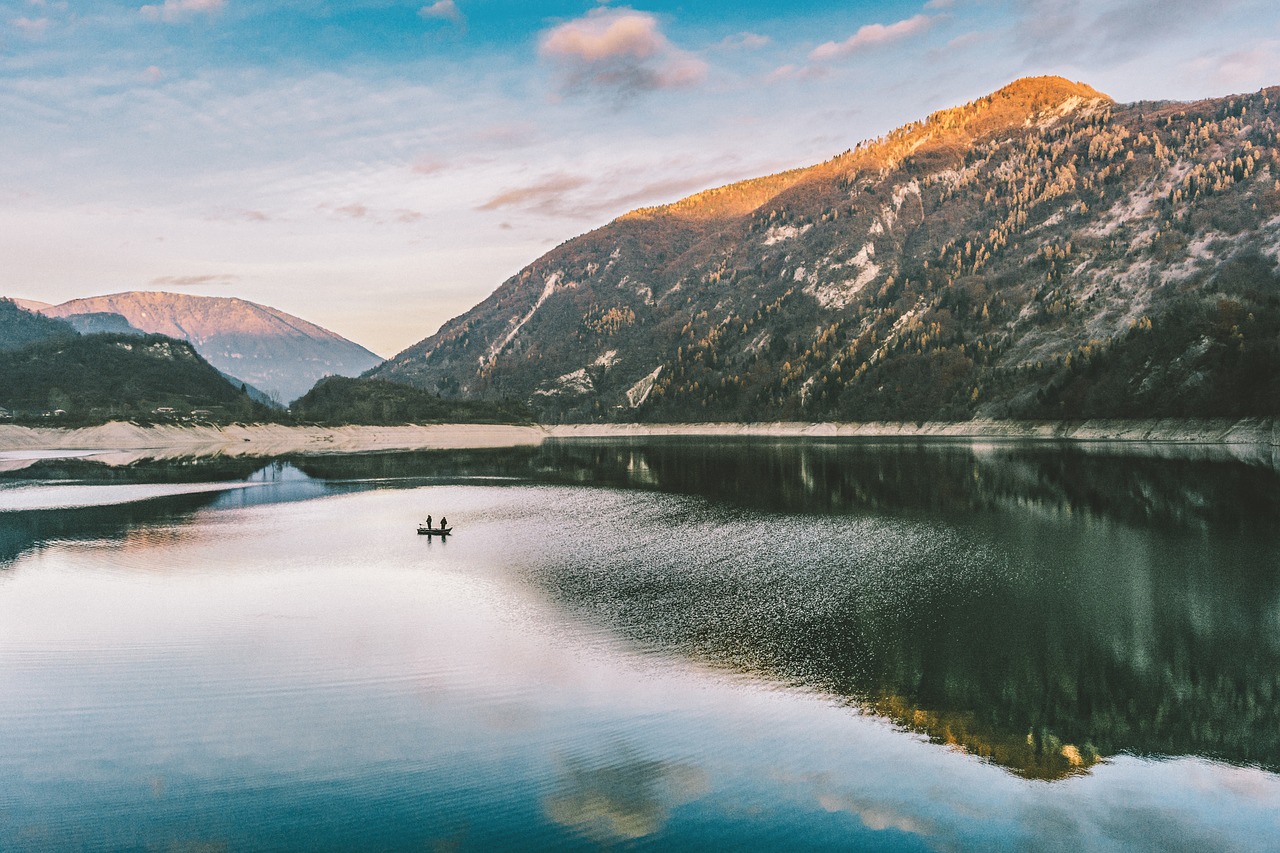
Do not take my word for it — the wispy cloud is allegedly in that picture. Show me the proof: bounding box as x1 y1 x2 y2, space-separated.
475 163 766 221
334 203 368 219
149 273 237 287
1183 40 1280 91
766 63 830 84
477 173 590 214
316 201 426 225
410 158 448 175
420 1 465 31
538 7 707 101
810 14 935 61
719 31 771 50
11 16 50 38
140 0 225 24
1011 0 1222 64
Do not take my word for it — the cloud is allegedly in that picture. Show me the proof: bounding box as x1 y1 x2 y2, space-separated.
944 31 989 51
419 1 465 30
810 14 935 61
477 173 590 214
140 0 225 23
334 203 368 219
475 162 765 221
1183 40 1280 91
314 202 424 225
538 7 708 101
719 31 771 50
766 63 830 84
410 158 448 175
1011 0 1225 65
11 16 50 37
149 274 237 287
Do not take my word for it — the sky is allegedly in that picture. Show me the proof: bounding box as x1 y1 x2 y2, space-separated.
2 1 1279 357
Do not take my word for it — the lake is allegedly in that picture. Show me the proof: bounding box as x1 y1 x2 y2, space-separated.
2 438 1278 852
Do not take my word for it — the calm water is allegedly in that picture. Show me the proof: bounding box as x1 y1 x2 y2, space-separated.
1 439 1278 852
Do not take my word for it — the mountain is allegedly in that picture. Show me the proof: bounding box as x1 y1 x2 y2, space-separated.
39 292 383 404
0 299 77 351
373 77 1280 422
0 330 271 423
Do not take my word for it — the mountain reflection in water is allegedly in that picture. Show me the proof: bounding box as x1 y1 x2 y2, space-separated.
5 437 1279 783
514 439 1280 779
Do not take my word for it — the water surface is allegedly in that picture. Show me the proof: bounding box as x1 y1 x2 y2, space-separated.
1 438 1278 851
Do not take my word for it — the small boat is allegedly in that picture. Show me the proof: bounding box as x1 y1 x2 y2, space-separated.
417 524 453 536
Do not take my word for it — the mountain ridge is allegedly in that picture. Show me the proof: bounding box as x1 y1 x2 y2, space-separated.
373 76 1280 422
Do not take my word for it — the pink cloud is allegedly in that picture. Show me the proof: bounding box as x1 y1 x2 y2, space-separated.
477 173 590 214
810 14 934 61
419 1 465 29
334 203 368 219
149 274 237 287
11 16 50 37
719 32 771 50
140 0 225 24
766 63 830 84
539 7 707 99
411 158 448 175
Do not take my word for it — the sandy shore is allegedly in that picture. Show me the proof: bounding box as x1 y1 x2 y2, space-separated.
0 417 1275 470
0 422 550 471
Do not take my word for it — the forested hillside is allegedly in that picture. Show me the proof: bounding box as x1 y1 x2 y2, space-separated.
0 328 272 424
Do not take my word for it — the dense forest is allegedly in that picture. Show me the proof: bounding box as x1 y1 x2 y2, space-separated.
289 376 533 425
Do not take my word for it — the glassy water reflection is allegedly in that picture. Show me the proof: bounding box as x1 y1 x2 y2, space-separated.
1 438 1278 851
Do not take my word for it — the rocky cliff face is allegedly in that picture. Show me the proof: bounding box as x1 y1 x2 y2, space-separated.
373 77 1280 422
40 292 383 404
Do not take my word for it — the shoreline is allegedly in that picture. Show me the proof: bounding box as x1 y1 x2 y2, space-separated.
0 417 1273 462
547 417 1278 445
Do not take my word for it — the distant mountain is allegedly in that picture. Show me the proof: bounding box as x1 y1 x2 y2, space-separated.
0 299 76 352
373 77 1280 422
39 292 383 404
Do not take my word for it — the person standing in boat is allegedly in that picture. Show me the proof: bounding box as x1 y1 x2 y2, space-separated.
439 516 447 530
425 514 432 529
